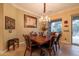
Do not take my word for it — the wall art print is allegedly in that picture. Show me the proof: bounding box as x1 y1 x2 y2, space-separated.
24 14 37 28
5 16 15 29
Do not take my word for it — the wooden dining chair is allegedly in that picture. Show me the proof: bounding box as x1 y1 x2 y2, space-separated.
40 36 56 56
50 36 57 55
23 34 38 56
54 33 62 51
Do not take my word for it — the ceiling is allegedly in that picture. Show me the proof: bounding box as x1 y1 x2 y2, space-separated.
12 3 79 17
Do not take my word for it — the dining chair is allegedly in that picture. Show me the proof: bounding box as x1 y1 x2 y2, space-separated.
50 36 57 55
40 36 56 56
23 34 38 56
30 31 37 36
54 33 62 52
39 32 43 36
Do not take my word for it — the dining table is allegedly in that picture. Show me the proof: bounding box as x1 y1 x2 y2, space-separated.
29 34 56 56
30 35 56 55
30 35 56 46
30 36 48 45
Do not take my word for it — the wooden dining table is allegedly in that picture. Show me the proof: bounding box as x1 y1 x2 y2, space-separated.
30 35 56 46
29 34 56 56
30 35 56 55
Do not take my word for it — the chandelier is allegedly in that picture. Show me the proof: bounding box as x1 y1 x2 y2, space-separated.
39 3 51 32
39 3 50 22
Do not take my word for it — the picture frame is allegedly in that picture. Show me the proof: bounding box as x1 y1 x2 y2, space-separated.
64 25 68 27
64 30 69 32
5 16 15 29
64 20 68 27
64 20 68 24
24 14 37 28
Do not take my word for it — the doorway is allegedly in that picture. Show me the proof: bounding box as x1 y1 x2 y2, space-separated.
72 16 79 45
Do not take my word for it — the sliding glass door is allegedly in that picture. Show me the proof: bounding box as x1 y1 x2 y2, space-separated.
72 16 79 45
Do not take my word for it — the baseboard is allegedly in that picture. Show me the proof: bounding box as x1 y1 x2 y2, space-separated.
60 41 71 45
0 49 7 54
0 41 25 55
19 41 25 45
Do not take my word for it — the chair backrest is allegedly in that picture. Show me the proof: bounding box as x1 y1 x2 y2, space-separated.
30 31 37 36
49 36 56 47
55 33 62 43
51 32 56 36
39 32 43 36
23 34 31 48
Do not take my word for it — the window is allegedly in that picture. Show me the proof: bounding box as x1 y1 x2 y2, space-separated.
51 20 62 32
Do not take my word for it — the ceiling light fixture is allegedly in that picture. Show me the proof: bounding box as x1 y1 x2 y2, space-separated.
39 3 50 22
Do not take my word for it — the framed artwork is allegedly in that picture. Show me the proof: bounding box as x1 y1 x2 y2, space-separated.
24 14 37 28
64 25 68 27
5 16 15 29
64 20 68 24
64 20 68 27
64 30 69 32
